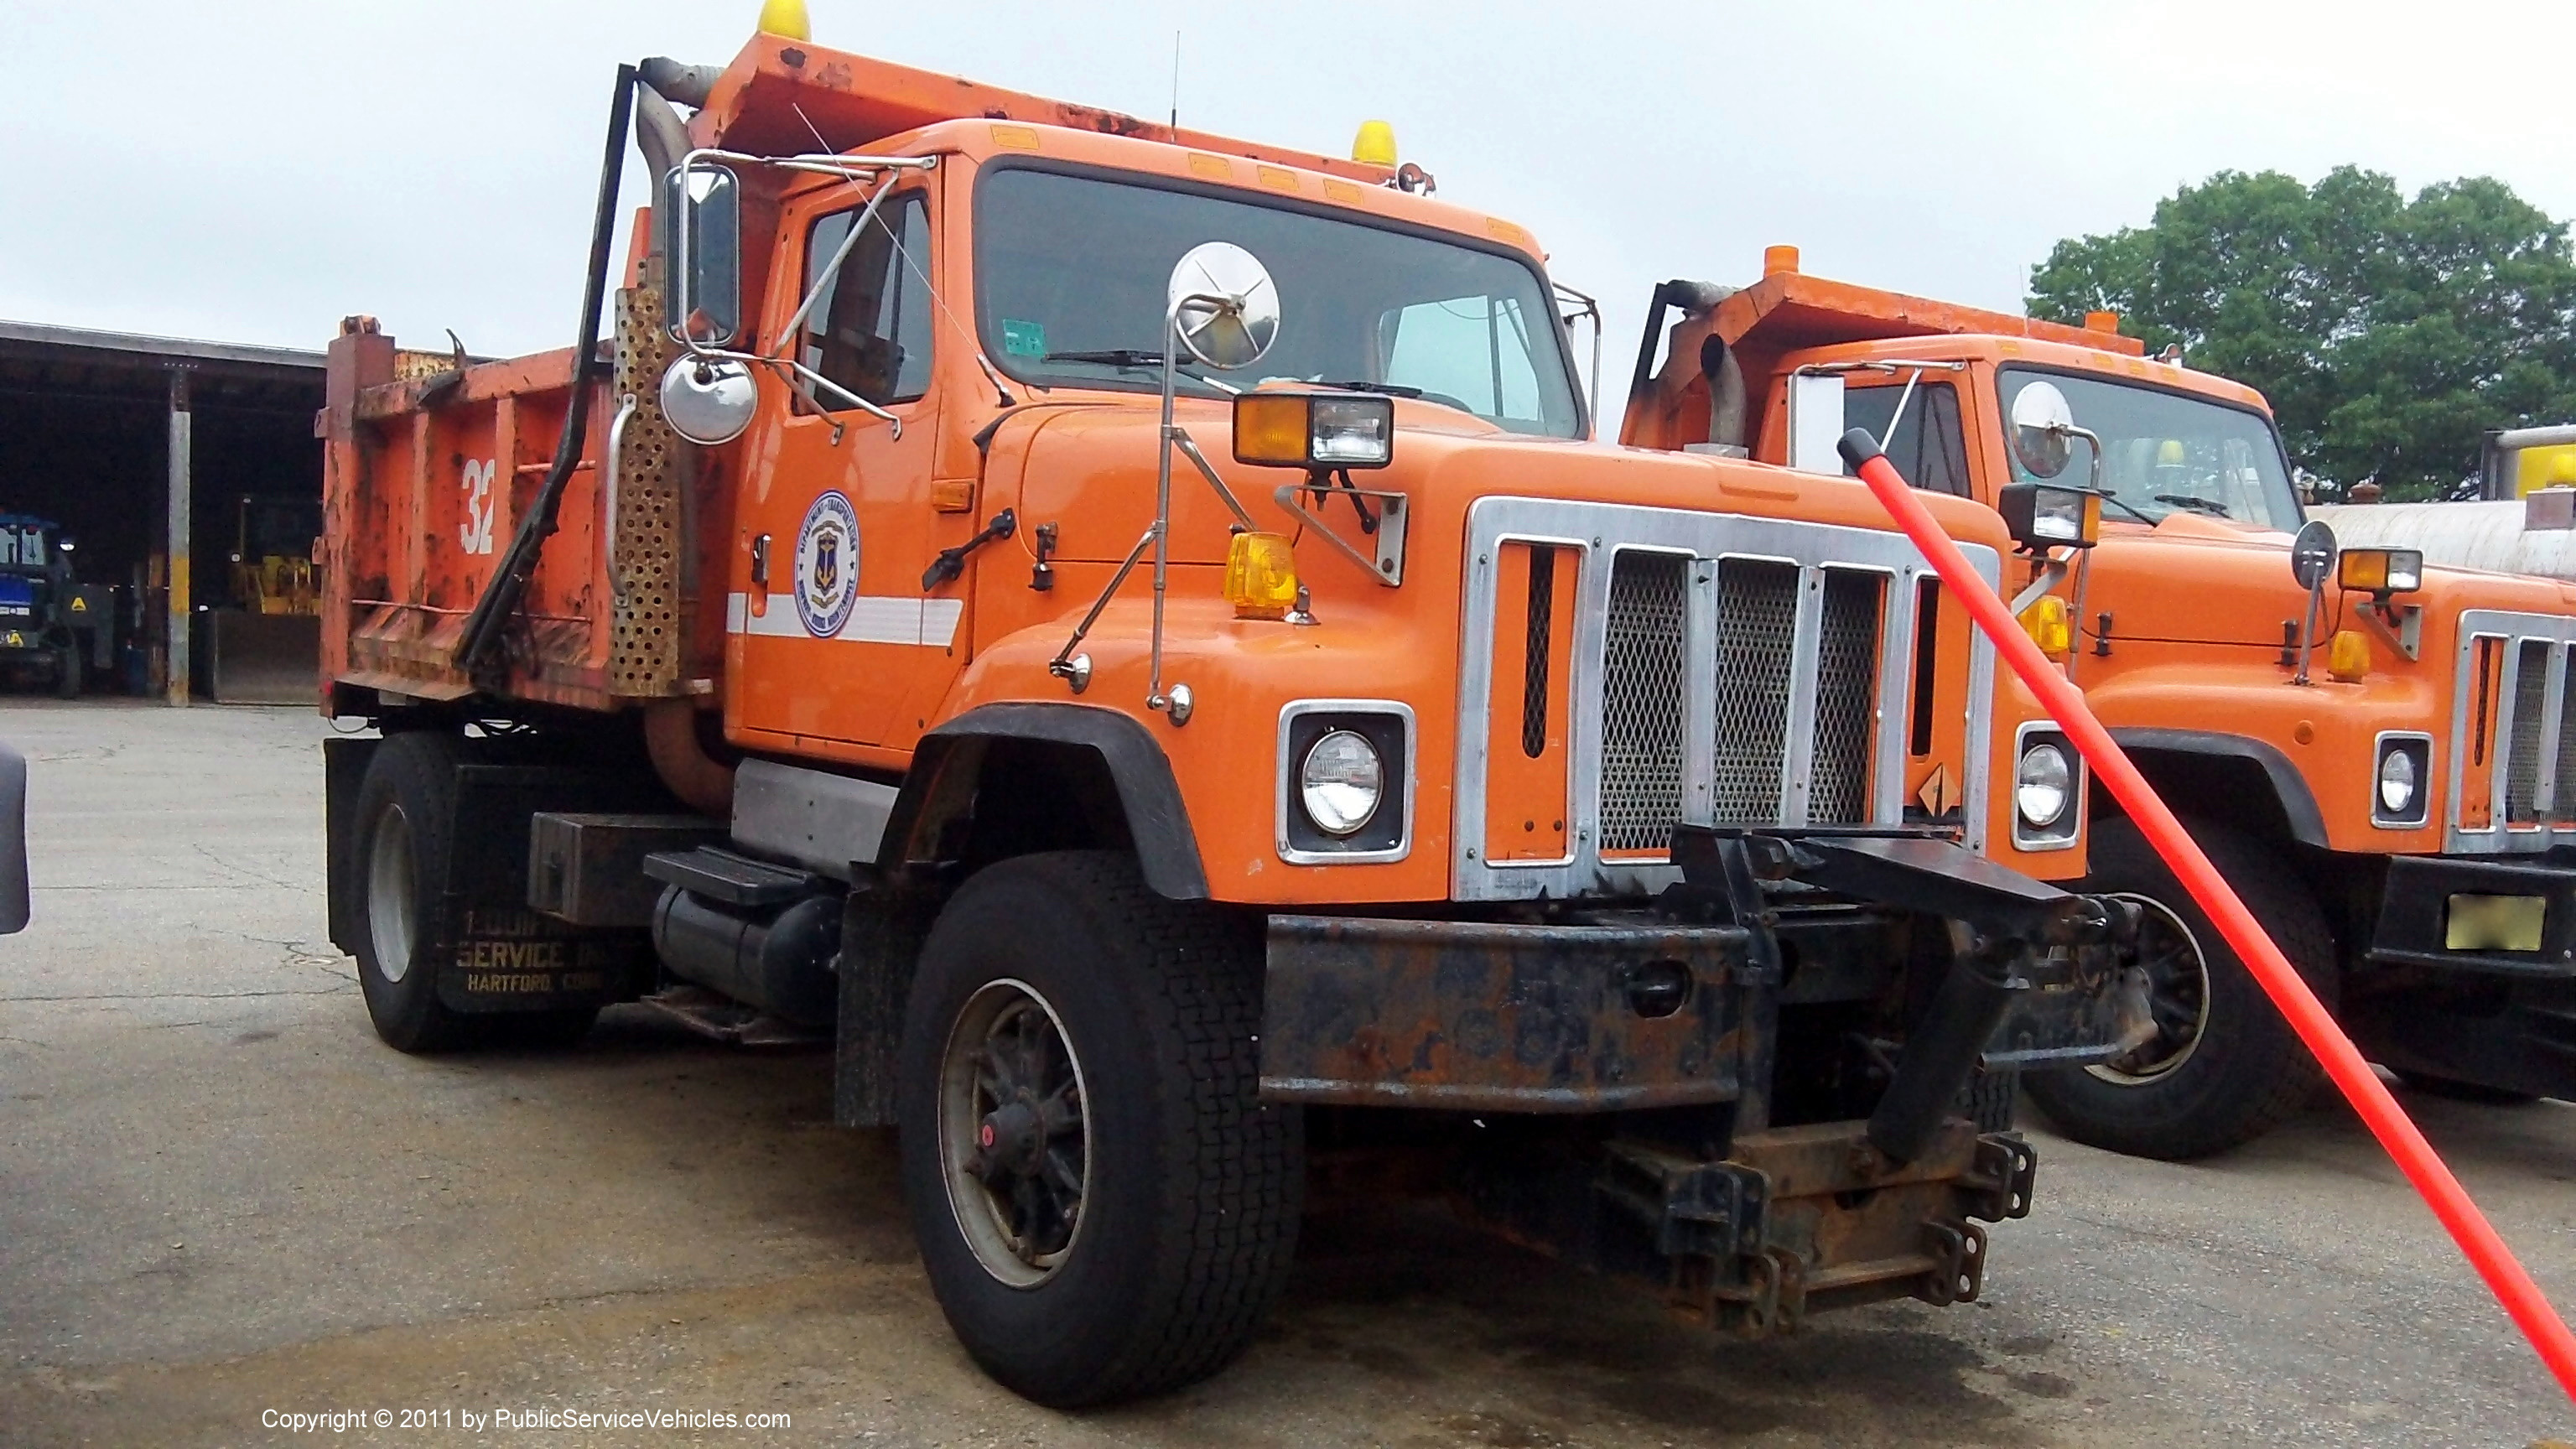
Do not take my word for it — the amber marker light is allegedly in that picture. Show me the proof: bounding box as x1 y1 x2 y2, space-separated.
2018 595 2073 657
1223 532 1301 621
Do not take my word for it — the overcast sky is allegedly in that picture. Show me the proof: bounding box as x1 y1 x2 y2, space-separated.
8 0 2574 418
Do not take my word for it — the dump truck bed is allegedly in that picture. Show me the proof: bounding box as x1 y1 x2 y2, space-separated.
319 292 709 712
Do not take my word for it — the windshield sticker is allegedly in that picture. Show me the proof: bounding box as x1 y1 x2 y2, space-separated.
794 491 861 638
1000 319 1047 357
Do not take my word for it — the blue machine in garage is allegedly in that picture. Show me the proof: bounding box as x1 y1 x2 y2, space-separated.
0 514 112 697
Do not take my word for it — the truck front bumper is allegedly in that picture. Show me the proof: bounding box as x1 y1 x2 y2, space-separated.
2346 854 2576 1099
2369 853 2576 977
1258 828 2146 1332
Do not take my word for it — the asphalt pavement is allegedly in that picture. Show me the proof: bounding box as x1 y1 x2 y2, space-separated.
3 701 2573 1447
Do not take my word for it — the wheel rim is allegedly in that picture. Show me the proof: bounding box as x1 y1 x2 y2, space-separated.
366 802 418 985
2086 892 2211 1084
937 978 1091 1288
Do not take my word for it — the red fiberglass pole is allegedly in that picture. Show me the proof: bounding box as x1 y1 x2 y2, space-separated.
1836 429 2576 1402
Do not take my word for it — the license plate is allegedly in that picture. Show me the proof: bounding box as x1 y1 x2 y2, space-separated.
2445 894 2547 952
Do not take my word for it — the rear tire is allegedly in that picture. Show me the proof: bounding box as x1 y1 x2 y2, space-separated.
2023 814 2336 1160
897 850 1301 1407
351 731 479 1053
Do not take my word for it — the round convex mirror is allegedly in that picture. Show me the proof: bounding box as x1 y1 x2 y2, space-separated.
2289 518 2339 590
660 356 758 446
2009 379 2077 480
1167 242 1280 371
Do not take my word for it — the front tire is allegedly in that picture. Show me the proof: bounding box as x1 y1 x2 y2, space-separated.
352 731 478 1053
2023 814 2337 1160
897 850 1301 1407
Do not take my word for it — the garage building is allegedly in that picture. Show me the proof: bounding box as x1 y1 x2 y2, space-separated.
0 320 325 704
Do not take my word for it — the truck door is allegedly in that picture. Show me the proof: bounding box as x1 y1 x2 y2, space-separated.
729 180 946 750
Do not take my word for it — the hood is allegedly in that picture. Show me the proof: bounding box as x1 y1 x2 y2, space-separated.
2087 511 2576 650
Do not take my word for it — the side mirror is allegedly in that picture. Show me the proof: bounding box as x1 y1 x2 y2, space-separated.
2289 518 2339 590
2009 379 2078 480
665 164 744 348
0 743 28 934
1167 242 1280 370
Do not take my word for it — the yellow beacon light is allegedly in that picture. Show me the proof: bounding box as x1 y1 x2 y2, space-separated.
1224 532 1301 621
1352 120 1399 167
2018 595 2073 658
757 0 813 40
2328 629 2372 683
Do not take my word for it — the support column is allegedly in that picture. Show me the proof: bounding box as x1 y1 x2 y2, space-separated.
165 367 192 706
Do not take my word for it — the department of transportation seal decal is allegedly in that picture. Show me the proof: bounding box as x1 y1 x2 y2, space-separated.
793 491 860 638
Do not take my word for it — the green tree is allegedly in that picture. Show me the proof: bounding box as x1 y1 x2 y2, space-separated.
2028 167 2576 500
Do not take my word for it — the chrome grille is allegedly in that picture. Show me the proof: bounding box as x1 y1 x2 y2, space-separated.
1597 552 1690 852
2449 610 2576 853
2509 640 2550 823
1810 571 1883 824
1711 560 1800 823
1457 495 2001 901
2557 652 2576 824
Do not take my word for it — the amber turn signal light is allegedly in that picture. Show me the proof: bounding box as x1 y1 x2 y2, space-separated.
1224 531 1301 620
1233 392 1394 470
2339 548 2423 595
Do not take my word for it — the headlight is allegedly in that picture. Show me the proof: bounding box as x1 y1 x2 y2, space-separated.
1997 481 2102 551
2373 735 2431 826
1300 730 1384 835
1233 392 1396 470
2378 747 2417 814
2016 742 2072 828
2340 548 2423 595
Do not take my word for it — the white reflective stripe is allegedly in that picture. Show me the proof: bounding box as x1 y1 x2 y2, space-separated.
724 592 963 647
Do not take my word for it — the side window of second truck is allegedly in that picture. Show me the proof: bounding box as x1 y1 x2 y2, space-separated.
800 194 934 409
1841 382 1969 496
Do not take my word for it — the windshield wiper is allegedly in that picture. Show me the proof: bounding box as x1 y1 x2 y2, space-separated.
1045 349 1210 371
2097 490 2158 526
1327 379 1480 416
2153 493 2232 518
1041 349 1239 393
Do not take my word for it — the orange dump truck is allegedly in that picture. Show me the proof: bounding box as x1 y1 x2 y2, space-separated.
1627 254 2576 1159
318 27 2148 1403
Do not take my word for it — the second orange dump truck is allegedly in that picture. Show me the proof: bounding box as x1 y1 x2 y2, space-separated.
318 25 2149 1404
1628 255 2576 1158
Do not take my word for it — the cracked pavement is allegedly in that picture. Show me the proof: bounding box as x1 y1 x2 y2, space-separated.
3 702 2574 1447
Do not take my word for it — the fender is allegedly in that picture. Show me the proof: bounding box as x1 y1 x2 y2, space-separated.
2106 728 2329 849
886 702 1209 899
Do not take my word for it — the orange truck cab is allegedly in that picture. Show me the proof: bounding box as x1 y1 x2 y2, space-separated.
1627 256 2576 1160
316 27 2149 1403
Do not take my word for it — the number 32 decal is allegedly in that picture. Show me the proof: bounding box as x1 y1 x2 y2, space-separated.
460 459 497 555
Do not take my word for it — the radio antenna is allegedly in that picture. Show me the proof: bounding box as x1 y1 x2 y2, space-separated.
1169 31 1181 131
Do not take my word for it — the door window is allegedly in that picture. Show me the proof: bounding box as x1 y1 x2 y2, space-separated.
1841 381 1970 496
799 193 933 409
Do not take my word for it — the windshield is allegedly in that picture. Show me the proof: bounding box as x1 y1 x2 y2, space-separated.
976 167 1584 438
1997 367 2301 531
